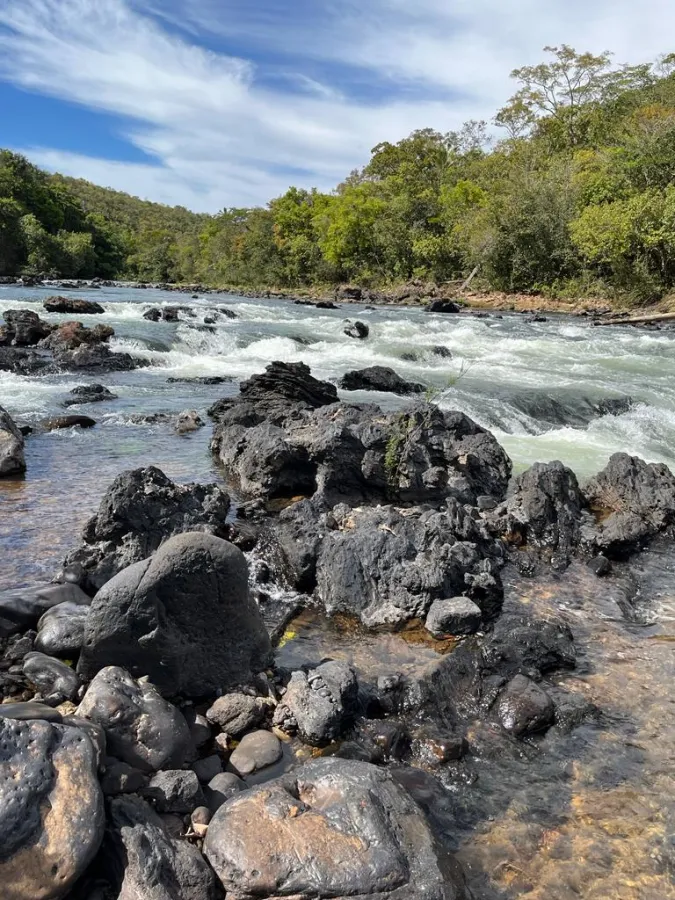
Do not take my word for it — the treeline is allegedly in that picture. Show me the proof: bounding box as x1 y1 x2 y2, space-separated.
3 46 675 303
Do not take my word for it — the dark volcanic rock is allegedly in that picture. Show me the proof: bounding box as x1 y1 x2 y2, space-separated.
238 360 338 414
204 757 461 899
142 770 205 814
273 660 358 746
339 365 425 395
63 384 118 406
77 533 272 698
35 600 90 657
584 452 675 556
0 309 54 346
497 674 555 736
205 772 245 812
39 414 97 431
205 692 264 737
77 666 193 772
0 716 104 897
43 296 105 314
427 299 461 314
0 582 89 635
344 319 369 339
22 651 81 703
167 375 232 385
425 597 482 637
104 794 218 900
0 404 25 476
63 466 231 591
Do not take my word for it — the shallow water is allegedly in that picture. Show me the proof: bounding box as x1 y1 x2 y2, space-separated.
2 284 675 586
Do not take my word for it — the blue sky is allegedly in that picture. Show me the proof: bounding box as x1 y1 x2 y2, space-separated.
0 0 672 212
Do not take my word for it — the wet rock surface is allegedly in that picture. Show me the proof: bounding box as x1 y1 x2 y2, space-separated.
0 309 54 346
0 405 25 476
35 600 89 657
43 296 105 314
63 466 231 591
339 365 425 395
63 384 118 406
22 651 81 703
78 533 272 697
273 659 359 745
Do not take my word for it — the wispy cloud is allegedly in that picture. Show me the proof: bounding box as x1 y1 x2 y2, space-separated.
0 0 673 211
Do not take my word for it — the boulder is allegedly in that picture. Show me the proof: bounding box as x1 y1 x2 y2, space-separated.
204 757 460 899
22 652 81 703
35 601 90 657
0 716 104 899
63 466 231 591
0 405 25 476
0 309 54 346
205 692 264 737
39 321 112 352
425 597 482 637
174 410 204 434
39 415 96 431
77 533 272 697
497 674 555 737
103 794 218 900
192 755 223 783
273 660 358 746
427 299 461 314
339 365 425 395
584 452 675 556
63 384 118 406
227 729 282 777
43 296 105 314
77 666 193 772
343 319 369 339
142 770 205 814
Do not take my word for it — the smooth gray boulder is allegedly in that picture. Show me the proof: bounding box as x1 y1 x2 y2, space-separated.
425 597 482 637
142 770 205 814
78 533 272 698
228 730 282 777
0 405 25 476
62 466 231 591
0 716 104 898
0 582 90 637
104 794 218 900
273 660 358 746
205 772 245 813
205 692 263 737
22 651 81 703
204 757 460 899
77 666 193 772
35 600 89 657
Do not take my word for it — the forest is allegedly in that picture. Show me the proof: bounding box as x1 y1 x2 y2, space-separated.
3 46 675 304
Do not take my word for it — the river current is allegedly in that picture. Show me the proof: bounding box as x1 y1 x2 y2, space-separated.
1 285 674 899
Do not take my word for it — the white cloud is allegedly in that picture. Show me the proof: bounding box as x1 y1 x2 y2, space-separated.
1 0 674 211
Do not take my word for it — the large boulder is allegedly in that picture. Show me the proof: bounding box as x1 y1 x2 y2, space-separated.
339 365 425 395
63 466 231 591
77 533 272 697
0 405 25 476
0 716 104 899
204 757 461 899
0 309 54 346
77 666 193 772
43 296 105 314
103 794 218 900
583 452 675 557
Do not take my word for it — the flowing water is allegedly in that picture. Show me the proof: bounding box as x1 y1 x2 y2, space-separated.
1 285 675 898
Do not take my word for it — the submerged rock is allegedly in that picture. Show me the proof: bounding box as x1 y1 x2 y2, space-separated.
427 299 461 314
78 533 272 697
174 409 204 434
497 674 555 736
0 716 104 898
39 414 97 431
0 405 25 476
63 466 231 591
343 319 369 339
43 296 105 314
77 666 193 772
204 757 461 899
339 365 425 395
63 384 118 406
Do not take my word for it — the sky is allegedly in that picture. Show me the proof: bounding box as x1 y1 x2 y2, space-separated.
0 0 673 212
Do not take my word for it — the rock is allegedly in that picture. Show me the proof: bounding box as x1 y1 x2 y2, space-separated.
497 460 584 560
0 582 90 634
0 716 104 898
273 660 358 746
204 757 460 900
0 405 25 476
63 384 118 406
336 285 363 301
35 601 90 657
343 319 369 339
63 466 231 592
497 674 555 736
427 299 461 314
0 701 64 722
142 770 205 814
425 597 482 637
39 320 112 352
43 296 105 314
174 409 204 434
100 759 148 795
190 806 211 837
77 667 193 772
104 794 218 900
584 452 675 556
484 612 576 679
339 365 425 395
205 772 245 812
0 309 54 345
228 729 282 776
78 533 272 698
236 360 338 416
431 345 453 358
588 554 612 577
183 710 211 747
192 754 223 783
205 693 263 737
22 652 81 703
315 300 338 309
410 726 467 766
167 376 232 385
314 502 503 627
39 415 97 431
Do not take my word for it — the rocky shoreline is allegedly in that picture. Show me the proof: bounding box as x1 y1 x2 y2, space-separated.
1 356 674 899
